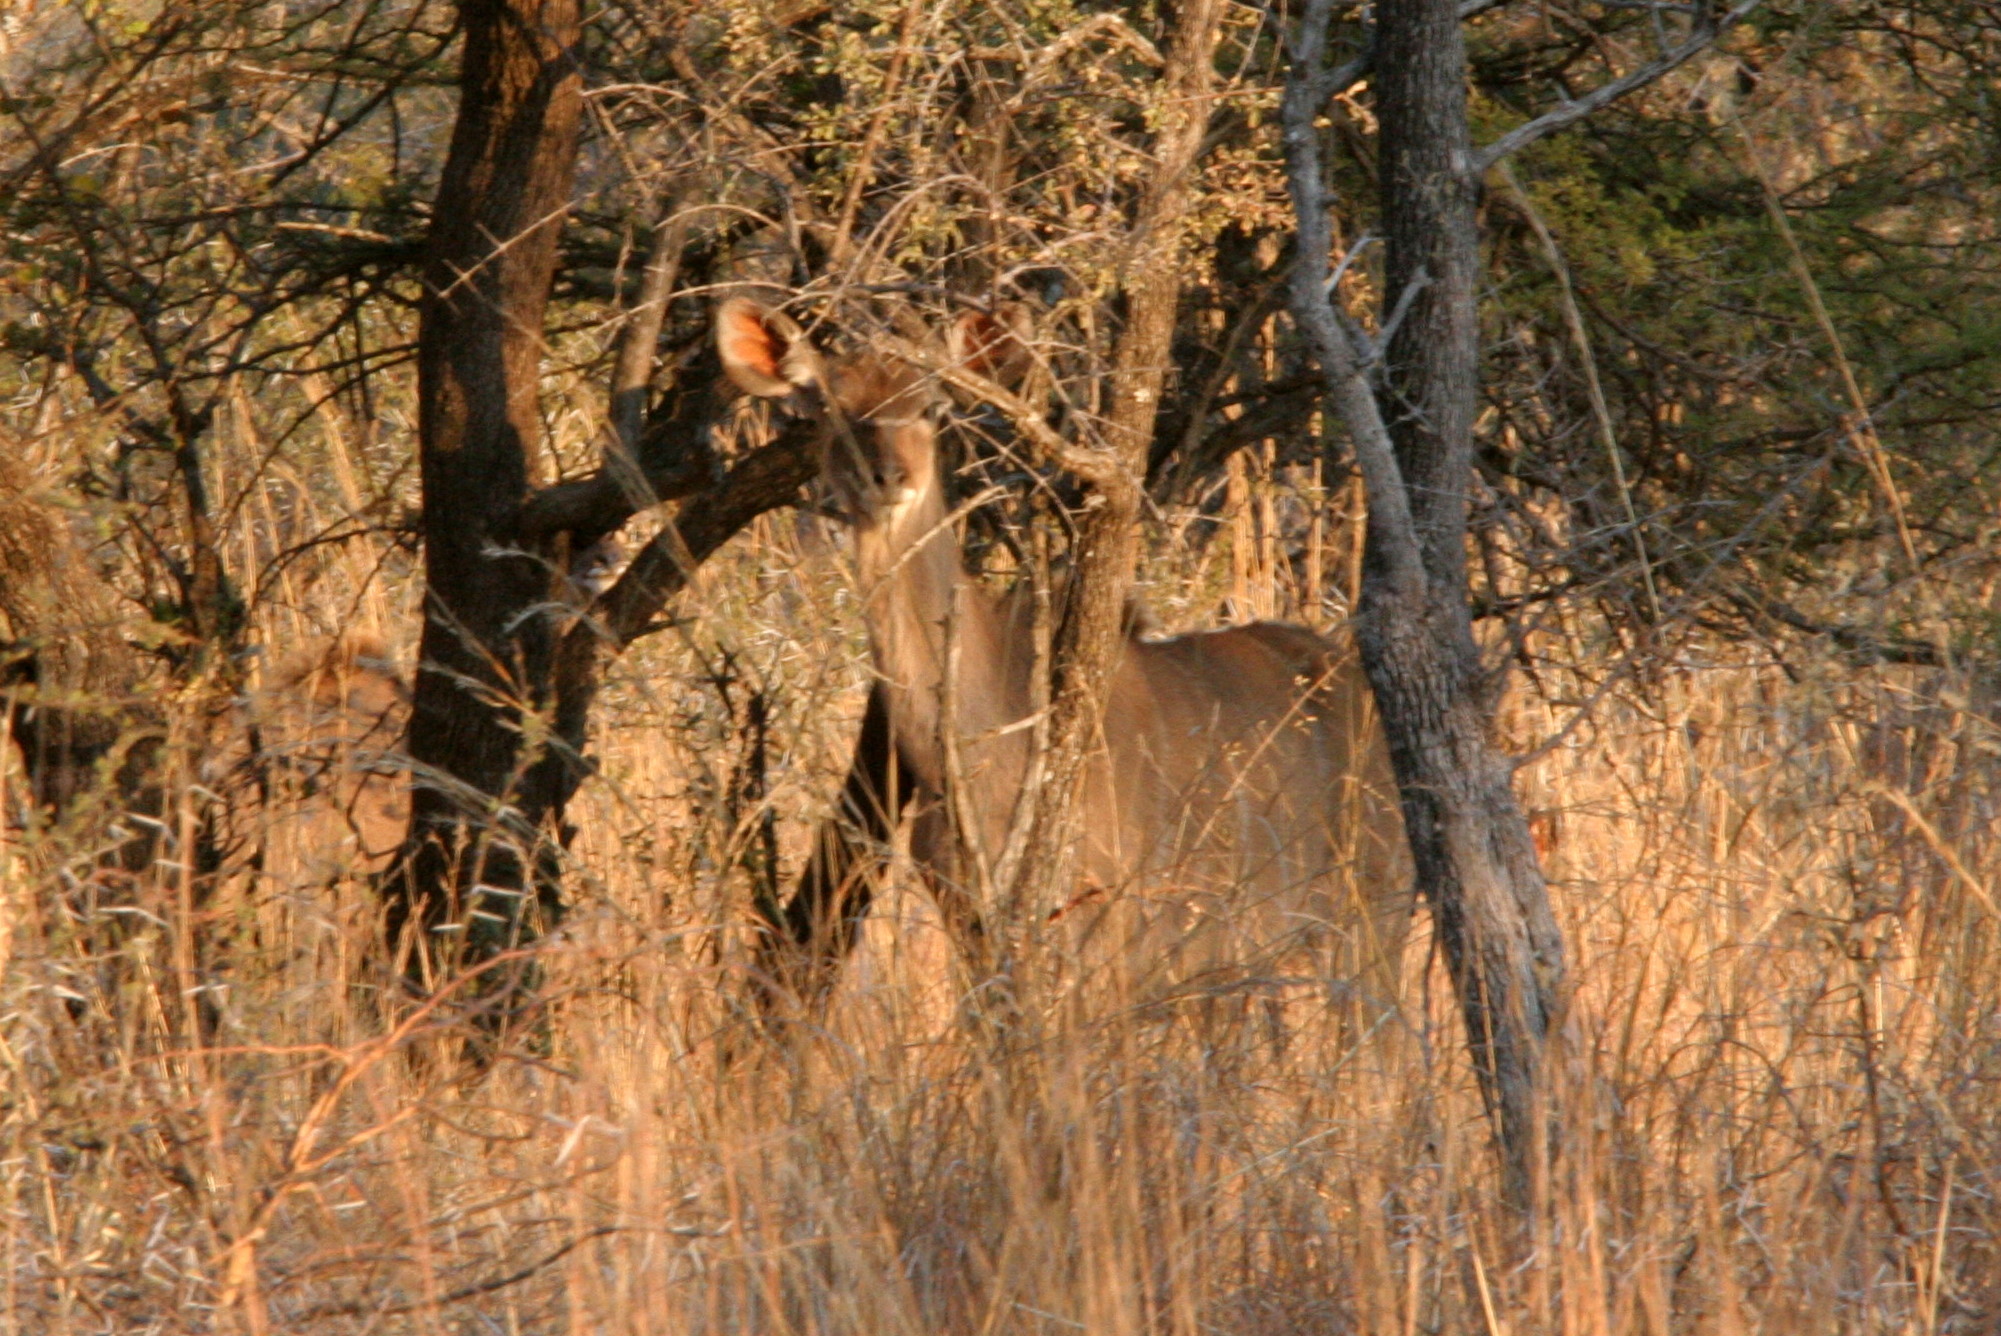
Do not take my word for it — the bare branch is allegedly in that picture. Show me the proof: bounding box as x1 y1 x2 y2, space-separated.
588 419 822 649
1474 1 1763 172
1307 0 1519 108
1323 231 1377 296
1725 587 1943 668
1282 0 1426 605
512 421 717 540
511 192 710 544
609 198 690 458
1366 265 1431 363
876 332 1131 496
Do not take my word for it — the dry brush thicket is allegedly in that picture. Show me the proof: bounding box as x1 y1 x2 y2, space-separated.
4 1 2001 1332
6 478 1998 1334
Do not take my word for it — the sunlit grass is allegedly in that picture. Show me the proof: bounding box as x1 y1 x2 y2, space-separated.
3 473 1997 1334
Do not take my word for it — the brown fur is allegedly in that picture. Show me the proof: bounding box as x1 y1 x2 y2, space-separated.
1 440 406 906
250 634 409 884
721 301 1411 1003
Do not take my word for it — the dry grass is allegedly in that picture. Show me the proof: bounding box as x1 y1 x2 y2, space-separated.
4 467 1999 1335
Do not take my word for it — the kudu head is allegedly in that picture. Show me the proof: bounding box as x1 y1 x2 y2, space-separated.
715 297 1030 533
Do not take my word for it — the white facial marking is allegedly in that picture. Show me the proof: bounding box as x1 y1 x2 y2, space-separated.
885 484 923 527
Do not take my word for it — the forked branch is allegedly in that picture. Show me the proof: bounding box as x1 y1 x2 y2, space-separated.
588 419 822 650
1299 0 1521 113
513 416 717 540
1281 0 1426 608
1475 0 1763 171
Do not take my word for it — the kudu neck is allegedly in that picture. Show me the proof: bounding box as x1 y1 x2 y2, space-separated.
850 470 1018 792
851 465 953 609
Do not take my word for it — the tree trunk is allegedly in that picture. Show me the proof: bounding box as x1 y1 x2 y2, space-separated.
1001 0 1224 942
1285 0 1569 1206
1371 0 1568 1203
391 0 583 975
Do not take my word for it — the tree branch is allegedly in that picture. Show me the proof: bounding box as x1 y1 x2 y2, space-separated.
1282 0 1427 605
1725 587 1943 668
1474 1 1763 173
610 196 691 457
588 419 821 649
515 418 821 894
513 416 718 540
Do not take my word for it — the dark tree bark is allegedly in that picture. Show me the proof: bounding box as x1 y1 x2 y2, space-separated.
1283 0 1750 1205
1365 0 1568 1205
390 11 832 996
1283 0 1566 1206
391 0 585 970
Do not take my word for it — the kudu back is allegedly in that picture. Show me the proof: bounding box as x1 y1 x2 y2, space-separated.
247 633 410 889
721 299 1411 1010
3 448 408 889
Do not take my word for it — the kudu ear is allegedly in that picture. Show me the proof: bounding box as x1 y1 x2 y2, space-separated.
716 298 821 399
946 302 1034 389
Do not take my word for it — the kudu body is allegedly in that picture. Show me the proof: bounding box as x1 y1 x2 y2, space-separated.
3 451 410 884
251 633 411 888
720 299 1410 1006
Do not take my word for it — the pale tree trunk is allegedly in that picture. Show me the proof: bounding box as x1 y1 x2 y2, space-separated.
1283 0 1753 1205
1284 0 1566 1205
1373 0 1571 1197
1000 0 1225 965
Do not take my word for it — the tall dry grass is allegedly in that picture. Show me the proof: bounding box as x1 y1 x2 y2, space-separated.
3 450 1998 1335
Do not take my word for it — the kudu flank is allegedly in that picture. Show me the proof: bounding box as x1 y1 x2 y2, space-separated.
720 298 1411 1005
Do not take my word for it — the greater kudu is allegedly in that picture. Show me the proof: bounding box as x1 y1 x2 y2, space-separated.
721 298 1410 1013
